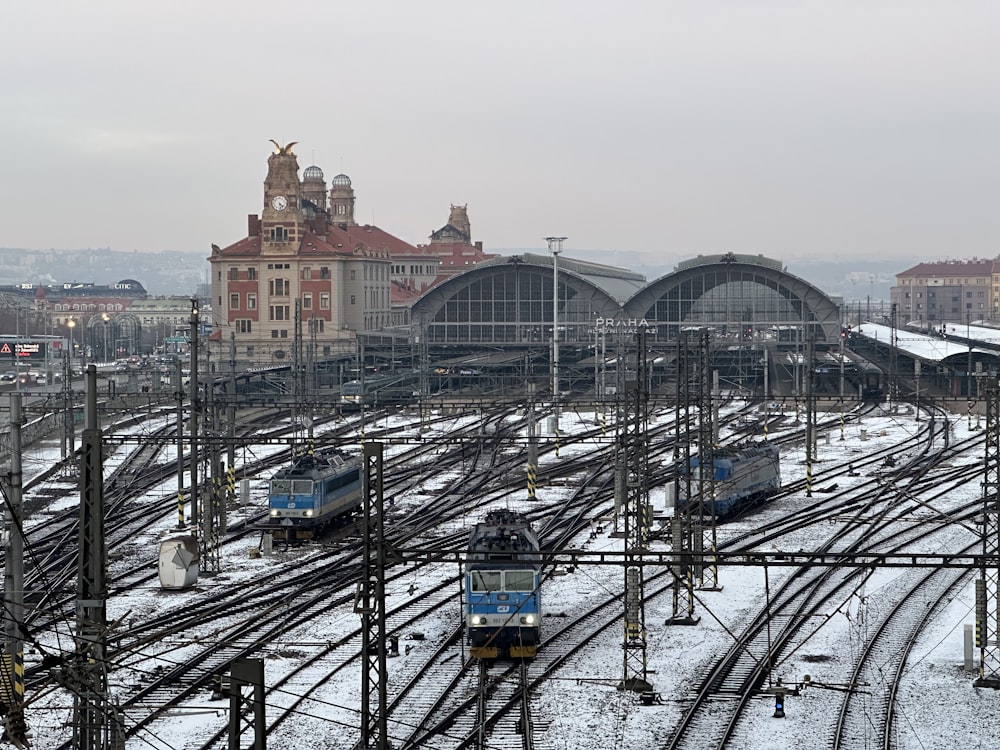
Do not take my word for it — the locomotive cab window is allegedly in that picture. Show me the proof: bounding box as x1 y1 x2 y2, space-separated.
504 570 534 592
291 480 313 495
271 480 292 494
471 571 502 592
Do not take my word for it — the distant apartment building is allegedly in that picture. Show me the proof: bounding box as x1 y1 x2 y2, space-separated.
891 258 998 324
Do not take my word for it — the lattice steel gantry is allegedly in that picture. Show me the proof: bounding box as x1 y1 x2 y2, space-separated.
668 331 699 625
975 384 1000 688
356 443 390 749
620 330 653 693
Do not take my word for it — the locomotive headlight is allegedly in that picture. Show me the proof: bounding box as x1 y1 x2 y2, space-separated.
304 510 314 517
471 616 485 626
270 510 280 517
521 615 536 625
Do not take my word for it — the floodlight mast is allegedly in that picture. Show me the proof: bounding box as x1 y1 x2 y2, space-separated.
546 237 567 453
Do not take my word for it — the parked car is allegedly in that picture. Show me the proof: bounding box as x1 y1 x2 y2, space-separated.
0 371 16 382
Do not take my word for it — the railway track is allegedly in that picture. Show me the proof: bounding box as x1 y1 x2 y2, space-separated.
14 394 983 750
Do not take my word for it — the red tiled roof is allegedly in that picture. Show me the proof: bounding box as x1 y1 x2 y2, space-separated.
214 235 261 257
338 224 419 256
390 279 423 304
213 223 422 259
431 241 498 270
898 259 1000 277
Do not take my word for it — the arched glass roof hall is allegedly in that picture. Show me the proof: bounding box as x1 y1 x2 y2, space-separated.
410 254 643 347
409 251 844 349
624 253 843 344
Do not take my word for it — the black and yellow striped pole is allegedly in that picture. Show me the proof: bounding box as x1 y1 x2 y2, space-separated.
527 383 537 500
226 463 236 509
177 491 186 529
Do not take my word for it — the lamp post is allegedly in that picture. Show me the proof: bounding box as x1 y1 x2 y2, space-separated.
66 318 76 376
101 313 110 363
546 236 567 453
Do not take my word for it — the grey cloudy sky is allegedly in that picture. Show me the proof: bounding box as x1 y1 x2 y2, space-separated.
2 1 998 267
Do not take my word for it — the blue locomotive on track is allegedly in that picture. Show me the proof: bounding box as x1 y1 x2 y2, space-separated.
266 452 363 540
466 510 542 659
681 444 781 520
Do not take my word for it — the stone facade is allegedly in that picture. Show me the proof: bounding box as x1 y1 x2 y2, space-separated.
208 143 411 368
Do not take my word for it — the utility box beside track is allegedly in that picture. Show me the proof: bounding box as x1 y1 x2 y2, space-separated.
158 534 199 589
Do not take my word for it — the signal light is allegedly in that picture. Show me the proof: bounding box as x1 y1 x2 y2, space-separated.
773 692 785 719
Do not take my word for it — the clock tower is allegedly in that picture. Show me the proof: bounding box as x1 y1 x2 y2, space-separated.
262 140 303 254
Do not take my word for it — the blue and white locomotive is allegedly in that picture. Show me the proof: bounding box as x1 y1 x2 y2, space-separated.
266 452 363 540
681 443 780 520
465 509 542 659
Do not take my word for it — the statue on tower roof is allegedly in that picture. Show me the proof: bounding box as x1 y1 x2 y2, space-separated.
268 139 298 155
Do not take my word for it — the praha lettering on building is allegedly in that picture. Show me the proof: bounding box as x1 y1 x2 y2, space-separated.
592 318 658 335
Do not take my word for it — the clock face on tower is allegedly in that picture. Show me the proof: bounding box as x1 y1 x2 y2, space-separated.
271 195 288 211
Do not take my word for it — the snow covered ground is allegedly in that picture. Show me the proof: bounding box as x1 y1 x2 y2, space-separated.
16 401 1000 749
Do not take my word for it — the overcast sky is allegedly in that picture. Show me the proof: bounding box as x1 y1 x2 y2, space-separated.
2 1 998 267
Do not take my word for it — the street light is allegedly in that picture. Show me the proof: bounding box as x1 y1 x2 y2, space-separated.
66 317 76 375
546 236 567 449
101 313 110 363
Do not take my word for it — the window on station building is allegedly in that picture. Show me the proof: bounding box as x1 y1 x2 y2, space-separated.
269 278 290 296
228 267 239 280
230 293 239 310
320 293 330 309
236 319 252 333
247 293 257 310
303 293 312 309
302 267 312 280
320 266 330 279
269 227 289 242
269 305 290 321
350 295 356 305
248 267 257 280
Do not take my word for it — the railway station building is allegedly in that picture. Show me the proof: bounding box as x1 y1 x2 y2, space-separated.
408 251 845 396
207 141 852 397
208 143 495 367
